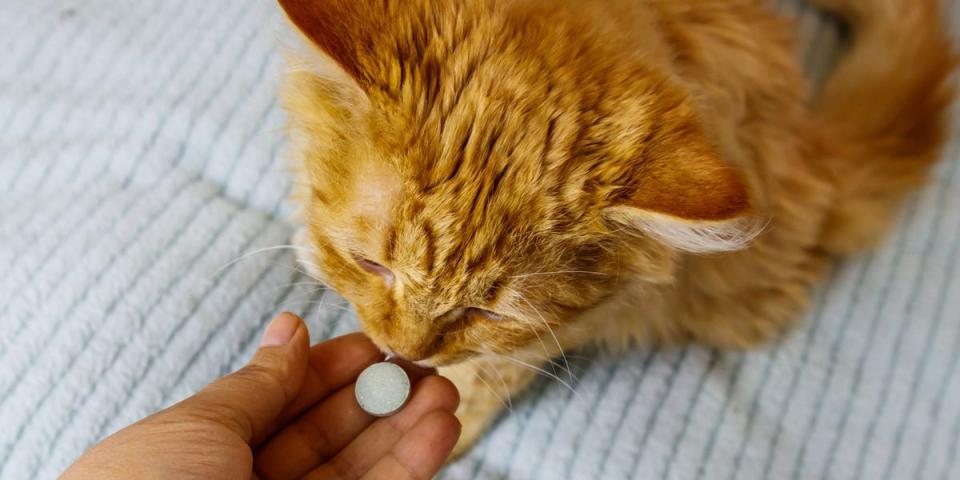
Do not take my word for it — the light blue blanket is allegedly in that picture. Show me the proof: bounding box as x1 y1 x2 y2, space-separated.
0 1 957 478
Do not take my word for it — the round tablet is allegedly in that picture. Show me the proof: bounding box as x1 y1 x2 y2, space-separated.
354 362 411 417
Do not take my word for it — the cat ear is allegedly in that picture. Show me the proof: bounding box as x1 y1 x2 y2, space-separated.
603 114 758 253
278 0 387 90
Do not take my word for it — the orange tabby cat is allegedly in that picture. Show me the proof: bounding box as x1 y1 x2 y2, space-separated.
277 0 955 455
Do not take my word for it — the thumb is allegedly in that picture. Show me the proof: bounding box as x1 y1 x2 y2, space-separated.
174 312 310 444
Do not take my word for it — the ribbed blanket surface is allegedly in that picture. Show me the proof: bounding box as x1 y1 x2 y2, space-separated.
1 1 958 478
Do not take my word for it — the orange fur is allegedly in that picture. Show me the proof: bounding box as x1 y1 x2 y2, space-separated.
277 0 955 456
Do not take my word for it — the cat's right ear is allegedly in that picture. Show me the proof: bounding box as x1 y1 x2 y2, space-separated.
278 0 387 91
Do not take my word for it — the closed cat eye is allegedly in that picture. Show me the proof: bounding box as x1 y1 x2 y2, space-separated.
354 256 395 286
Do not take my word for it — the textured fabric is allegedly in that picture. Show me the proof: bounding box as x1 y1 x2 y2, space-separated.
0 1 958 479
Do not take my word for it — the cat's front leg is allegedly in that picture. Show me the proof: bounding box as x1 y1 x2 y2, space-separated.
439 355 539 459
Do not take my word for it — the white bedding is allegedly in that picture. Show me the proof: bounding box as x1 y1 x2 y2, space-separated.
1 1 958 478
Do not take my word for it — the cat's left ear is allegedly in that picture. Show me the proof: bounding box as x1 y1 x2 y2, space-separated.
278 0 393 91
602 101 758 253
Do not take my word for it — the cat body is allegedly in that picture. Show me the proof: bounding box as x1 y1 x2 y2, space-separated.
278 0 955 455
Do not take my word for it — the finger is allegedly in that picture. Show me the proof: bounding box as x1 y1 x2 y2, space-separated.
255 367 447 480
268 333 384 434
360 411 461 480
173 312 310 443
254 384 366 480
302 375 459 479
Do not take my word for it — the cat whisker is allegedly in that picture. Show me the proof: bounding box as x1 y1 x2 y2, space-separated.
473 368 512 412
295 256 323 270
481 356 513 410
296 257 330 281
280 264 318 281
314 298 326 323
546 357 580 383
494 353 583 404
279 262 334 290
521 352 581 384
281 289 333 307
505 286 575 386
310 291 336 323
212 244 311 278
281 300 354 314
501 286 558 379
274 281 330 293
509 270 609 279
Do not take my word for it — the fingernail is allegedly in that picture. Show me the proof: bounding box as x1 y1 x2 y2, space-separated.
260 312 299 347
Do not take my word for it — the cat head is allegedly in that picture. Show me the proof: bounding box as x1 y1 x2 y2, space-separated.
279 0 754 365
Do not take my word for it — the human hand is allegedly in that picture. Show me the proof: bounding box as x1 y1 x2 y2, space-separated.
62 312 461 480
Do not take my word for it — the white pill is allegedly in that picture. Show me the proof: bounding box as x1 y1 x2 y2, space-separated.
355 362 411 417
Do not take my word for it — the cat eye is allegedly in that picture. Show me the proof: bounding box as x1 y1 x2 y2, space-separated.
466 307 505 321
354 256 394 286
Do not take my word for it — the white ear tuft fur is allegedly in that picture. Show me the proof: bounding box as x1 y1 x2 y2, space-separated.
605 207 765 253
